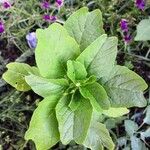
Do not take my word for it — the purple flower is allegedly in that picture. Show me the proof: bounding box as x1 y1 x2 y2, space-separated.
40 0 50 9
26 32 37 49
0 21 5 33
124 34 132 43
43 14 57 22
120 19 128 32
135 0 145 11
50 16 57 22
56 0 63 7
3 1 11 9
43 14 51 21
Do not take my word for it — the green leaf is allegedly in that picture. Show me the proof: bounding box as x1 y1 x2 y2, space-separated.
124 120 138 137
69 90 81 111
131 136 148 150
80 82 110 111
140 128 150 141
135 19 150 41
35 23 80 79
25 95 61 150
67 60 87 83
82 75 97 86
64 7 104 51
55 95 92 145
77 34 118 79
25 74 68 97
2 62 39 91
83 122 114 150
101 65 148 108
144 105 150 124
102 107 129 118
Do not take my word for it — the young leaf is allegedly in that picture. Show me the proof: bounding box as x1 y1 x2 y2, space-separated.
2 62 39 91
55 95 92 145
25 95 61 150
82 75 97 86
144 105 150 124
102 107 129 118
69 90 81 111
135 19 150 41
35 23 80 79
124 120 138 137
83 122 115 150
140 128 150 141
64 7 104 51
25 74 69 97
131 136 148 150
67 60 87 83
80 82 110 111
77 34 118 79
101 65 148 108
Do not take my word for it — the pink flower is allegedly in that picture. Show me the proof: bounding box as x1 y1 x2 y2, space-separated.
120 19 128 32
43 14 57 22
0 21 5 33
56 0 63 7
2 1 11 9
124 34 132 43
135 0 145 11
40 0 50 9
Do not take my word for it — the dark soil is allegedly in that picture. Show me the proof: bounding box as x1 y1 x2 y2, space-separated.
0 40 21 63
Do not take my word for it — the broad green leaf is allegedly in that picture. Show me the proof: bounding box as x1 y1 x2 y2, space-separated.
124 120 138 137
131 136 148 150
140 128 150 141
83 122 114 150
77 34 118 79
69 90 81 111
2 62 39 91
82 75 97 86
64 7 104 51
105 118 125 129
55 95 92 145
101 65 148 108
25 95 61 150
80 82 110 111
25 74 68 97
35 23 80 79
103 107 129 118
144 105 150 124
117 137 127 148
67 60 87 83
135 19 150 41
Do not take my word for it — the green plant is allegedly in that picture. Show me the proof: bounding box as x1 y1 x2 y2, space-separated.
2 7 148 150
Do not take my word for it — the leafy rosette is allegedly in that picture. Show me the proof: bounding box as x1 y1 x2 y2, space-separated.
2 7 148 150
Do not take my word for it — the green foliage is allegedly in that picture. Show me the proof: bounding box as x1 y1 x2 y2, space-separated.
83 122 115 150
2 7 148 150
64 7 104 51
125 120 138 137
80 82 110 111
35 23 80 79
2 62 39 91
102 107 129 118
77 34 118 79
25 74 69 97
25 95 60 150
135 18 150 41
101 65 148 107
67 60 87 83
